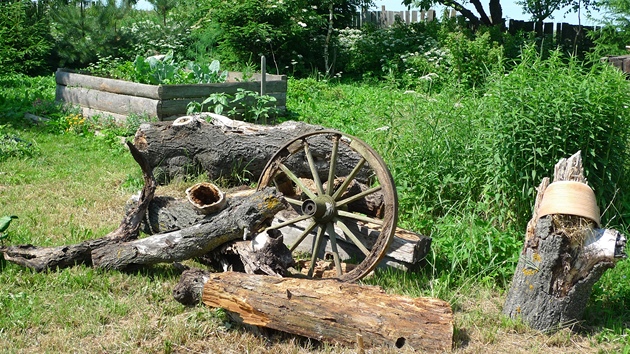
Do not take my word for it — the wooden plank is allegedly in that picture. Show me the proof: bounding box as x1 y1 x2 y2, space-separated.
201 272 454 352
412 10 417 23
273 209 430 266
55 69 160 99
56 85 160 117
158 81 287 99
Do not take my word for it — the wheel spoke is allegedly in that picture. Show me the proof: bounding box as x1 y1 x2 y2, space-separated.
326 223 343 276
336 185 382 207
279 163 317 200
289 220 317 252
335 218 370 256
266 214 313 231
307 225 326 277
326 135 340 195
332 157 366 200
304 142 325 195
285 197 303 207
337 210 384 226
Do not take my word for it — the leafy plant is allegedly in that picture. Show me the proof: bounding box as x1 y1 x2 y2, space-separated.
187 89 277 123
90 51 229 85
0 125 38 162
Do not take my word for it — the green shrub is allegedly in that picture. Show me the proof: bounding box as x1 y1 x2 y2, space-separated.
442 31 504 89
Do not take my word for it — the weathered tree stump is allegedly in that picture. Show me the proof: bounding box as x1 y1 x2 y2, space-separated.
134 114 365 184
173 270 453 352
503 151 627 331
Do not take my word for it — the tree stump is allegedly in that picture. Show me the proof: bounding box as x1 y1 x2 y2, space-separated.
173 270 453 352
503 151 627 331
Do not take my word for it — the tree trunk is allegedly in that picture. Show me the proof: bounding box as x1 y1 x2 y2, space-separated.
91 188 286 270
173 270 453 352
503 151 627 331
133 114 363 184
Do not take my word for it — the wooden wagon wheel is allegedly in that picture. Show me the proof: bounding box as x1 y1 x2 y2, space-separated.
257 130 398 282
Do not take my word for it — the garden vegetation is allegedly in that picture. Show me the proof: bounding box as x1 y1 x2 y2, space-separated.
1 0 630 352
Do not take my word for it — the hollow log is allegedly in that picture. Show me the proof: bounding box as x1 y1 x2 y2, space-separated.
1 142 156 271
134 114 364 184
503 151 627 331
173 270 453 352
91 188 286 270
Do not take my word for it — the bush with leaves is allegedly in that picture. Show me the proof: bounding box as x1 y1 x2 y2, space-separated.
119 18 192 59
338 21 442 79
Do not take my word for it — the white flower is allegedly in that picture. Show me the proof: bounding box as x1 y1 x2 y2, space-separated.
298 21 307 27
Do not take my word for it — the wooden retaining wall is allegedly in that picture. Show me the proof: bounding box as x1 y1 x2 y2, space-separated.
55 69 287 121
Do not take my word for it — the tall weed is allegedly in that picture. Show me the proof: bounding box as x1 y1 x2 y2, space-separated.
480 46 630 228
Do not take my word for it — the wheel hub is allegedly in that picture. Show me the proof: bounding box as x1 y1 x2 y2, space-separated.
301 195 337 222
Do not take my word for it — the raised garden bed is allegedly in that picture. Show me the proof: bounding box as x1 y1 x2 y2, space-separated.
55 68 287 121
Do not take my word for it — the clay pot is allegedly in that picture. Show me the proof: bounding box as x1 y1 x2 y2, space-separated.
538 181 600 227
185 182 226 215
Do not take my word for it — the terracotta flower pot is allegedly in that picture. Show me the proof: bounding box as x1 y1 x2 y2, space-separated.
538 181 600 227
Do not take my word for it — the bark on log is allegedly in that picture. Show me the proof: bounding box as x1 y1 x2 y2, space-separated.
173 270 453 352
91 188 286 270
1 142 156 271
503 151 627 331
133 114 365 184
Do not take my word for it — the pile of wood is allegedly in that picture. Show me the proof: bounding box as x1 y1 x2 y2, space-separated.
1 116 451 351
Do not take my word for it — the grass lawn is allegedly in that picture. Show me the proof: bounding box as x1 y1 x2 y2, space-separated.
0 74 628 353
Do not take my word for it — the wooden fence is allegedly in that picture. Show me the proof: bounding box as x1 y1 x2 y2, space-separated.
507 19 601 54
350 7 600 54
351 6 455 28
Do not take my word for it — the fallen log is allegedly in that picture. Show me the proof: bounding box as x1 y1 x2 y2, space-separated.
134 114 365 184
173 270 453 352
129 190 430 271
1 143 286 273
91 188 286 270
1 142 156 271
503 151 627 331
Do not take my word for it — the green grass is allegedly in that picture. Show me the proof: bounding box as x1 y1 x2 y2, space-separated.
1 60 630 352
